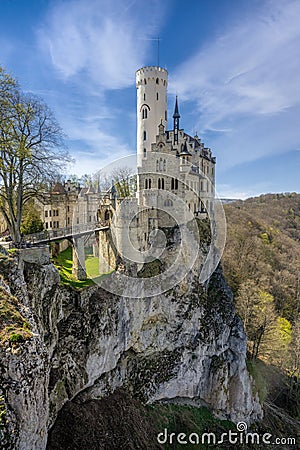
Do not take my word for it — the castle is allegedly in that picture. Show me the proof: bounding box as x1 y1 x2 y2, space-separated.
98 65 217 273
7 65 217 280
135 65 216 233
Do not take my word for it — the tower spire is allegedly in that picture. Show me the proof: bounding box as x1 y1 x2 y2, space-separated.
173 96 180 144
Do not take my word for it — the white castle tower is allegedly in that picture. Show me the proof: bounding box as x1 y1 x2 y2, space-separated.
136 66 168 167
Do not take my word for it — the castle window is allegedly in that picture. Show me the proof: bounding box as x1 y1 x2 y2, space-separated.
67 217 70 225
143 131 146 141
142 108 148 119
165 110 167 120
49 210 52 217
156 78 159 84
159 178 164 189
45 222 48 229
67 205 70 212
163 159 166 172
149 178 152 189
144 93 146 101
45 210 48 218
144 78 147 85
171 178 178 190
156 93 159 101
159 158 163 171
156 160 159 172
145 179 148 189
164 199 173 207
144 148 146 158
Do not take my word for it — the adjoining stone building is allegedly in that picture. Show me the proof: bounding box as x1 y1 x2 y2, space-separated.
36 180 79 231
35 180 100 254
36 180 100 230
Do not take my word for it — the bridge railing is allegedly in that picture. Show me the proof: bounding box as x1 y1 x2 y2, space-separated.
24 222 108 244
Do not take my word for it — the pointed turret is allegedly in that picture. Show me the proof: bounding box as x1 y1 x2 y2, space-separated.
173 96 180 144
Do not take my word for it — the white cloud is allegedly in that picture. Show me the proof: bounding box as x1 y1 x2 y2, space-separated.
38 0 165 90
171 0 300 128
34 0 168 176
169 0 300 174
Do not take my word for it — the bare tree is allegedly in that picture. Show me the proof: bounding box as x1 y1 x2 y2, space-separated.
111 166 136 197
0 66 71 244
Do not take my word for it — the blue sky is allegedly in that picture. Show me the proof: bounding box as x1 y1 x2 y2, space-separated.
0 0 299 199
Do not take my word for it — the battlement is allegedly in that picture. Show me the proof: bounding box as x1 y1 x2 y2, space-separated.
136 66 168 87
136 66 168 75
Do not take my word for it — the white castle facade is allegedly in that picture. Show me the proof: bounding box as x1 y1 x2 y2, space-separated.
106 65 217 264
136 65 216 213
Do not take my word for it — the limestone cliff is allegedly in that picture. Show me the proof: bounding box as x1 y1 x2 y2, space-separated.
0 252 262 450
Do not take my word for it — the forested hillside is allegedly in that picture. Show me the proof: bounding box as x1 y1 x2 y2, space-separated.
222 193 300 422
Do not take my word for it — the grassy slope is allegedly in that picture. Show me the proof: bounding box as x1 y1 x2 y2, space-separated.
52 246 104 289
47 389 299 450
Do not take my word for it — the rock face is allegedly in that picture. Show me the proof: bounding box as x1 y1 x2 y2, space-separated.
0 253 262 450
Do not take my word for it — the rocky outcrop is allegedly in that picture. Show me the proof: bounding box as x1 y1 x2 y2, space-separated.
0 252 262 450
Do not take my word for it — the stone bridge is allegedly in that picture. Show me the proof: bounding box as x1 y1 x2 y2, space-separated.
23 222 111 280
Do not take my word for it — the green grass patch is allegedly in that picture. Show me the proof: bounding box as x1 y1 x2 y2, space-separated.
147 403 235 449
52 246 111 290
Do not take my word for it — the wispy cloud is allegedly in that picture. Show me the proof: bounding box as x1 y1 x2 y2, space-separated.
38 0 165 90
172 0 300 130
34 0 167 174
